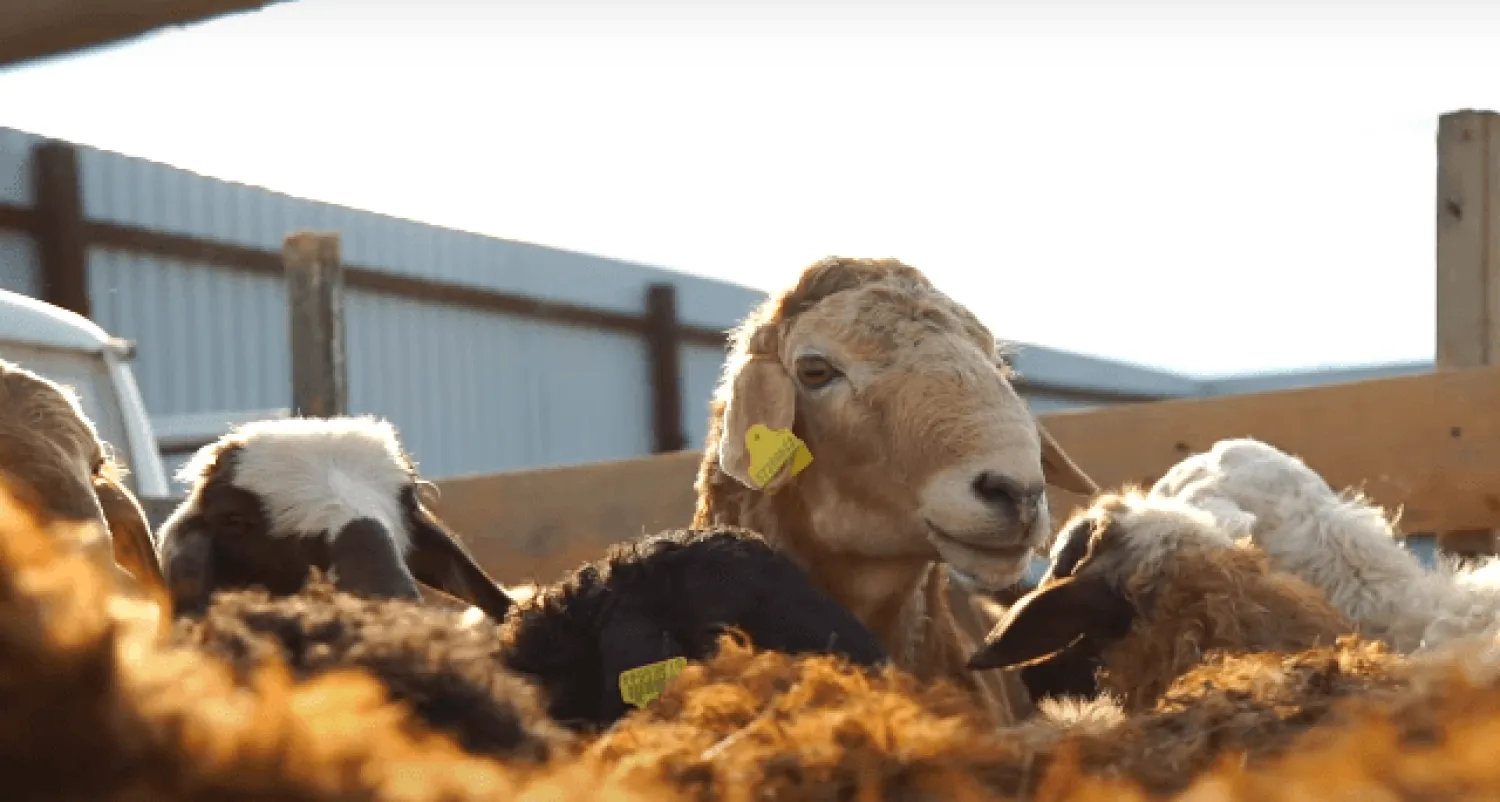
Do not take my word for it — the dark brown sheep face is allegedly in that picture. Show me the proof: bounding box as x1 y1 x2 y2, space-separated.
967 491 1284 707
966 506 1138 701
156 417 514 621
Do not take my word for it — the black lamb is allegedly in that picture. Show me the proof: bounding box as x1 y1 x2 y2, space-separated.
498 524 890 731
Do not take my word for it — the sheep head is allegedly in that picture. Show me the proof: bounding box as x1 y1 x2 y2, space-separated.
156 415 514 621
696 256 1096 595
966 489 1349 711
0 359 164 597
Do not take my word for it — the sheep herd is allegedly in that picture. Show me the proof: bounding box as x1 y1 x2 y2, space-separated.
4 256 1500 800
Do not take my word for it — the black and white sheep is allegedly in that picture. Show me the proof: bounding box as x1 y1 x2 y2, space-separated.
965 489 1352 712
155 415 513 621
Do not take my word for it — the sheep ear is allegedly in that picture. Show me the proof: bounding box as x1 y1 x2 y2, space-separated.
718 355 799 493
404 500 515 622
93 474 168 597
329 518 422 601
159 517 216 617
966 574 1125 671
1037 422 1097 497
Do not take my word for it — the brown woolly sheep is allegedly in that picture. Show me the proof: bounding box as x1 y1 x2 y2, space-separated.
967 488 1353 712
12 459 1500 802
0 358 165 598
691 255 1098 727
0 469 685 802
586 629 1450 800
167 577 576 761
1043 636 1500 801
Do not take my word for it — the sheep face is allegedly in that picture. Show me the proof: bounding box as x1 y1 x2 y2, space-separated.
711 257 1096 592
0 359 163 594
965 492 1232 699
157 416 514 621
967 490 1349 709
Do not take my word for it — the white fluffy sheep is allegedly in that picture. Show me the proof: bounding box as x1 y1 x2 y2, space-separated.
1149 437 1500 654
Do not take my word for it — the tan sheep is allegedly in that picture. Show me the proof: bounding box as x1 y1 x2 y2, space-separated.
0 358 166 600
691 256 1097 726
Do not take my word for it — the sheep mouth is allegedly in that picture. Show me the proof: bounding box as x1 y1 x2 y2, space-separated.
925 521 1032 561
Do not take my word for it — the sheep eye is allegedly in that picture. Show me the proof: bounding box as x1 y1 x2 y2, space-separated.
794 356 840 389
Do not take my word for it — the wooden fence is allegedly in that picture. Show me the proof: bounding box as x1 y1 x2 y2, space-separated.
422 107 1500 583
426 362 1500 584
15 110 1500 585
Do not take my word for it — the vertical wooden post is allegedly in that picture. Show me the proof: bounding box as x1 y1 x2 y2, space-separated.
31 140 90 318
1434 109 1500 554
645 282 687 453
284 232 347 418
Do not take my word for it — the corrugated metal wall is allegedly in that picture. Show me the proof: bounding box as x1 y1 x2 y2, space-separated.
2 126 757 488
0 129 39 295
8 125 1403 492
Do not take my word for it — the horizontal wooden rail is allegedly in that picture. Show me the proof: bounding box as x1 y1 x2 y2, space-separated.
0 202 730 347
428 364 1500 584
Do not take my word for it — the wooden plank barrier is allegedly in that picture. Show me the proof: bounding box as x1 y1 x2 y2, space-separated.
431 364 1500 585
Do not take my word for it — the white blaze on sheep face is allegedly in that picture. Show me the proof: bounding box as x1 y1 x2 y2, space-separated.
226 417 413 552
161 415 518 623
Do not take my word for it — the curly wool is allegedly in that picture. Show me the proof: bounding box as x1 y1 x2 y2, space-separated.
168 576 573 762
499 525 888 731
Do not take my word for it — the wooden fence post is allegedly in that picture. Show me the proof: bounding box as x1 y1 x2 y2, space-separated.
1433 109 1500 554
645 282 687 453
284 232 347 418
32 140 90 318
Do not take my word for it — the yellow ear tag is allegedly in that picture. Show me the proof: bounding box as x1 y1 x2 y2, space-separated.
619 656 689 709
745 424 814 492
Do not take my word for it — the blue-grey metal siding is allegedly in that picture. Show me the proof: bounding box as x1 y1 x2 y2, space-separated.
4 125 766 487
0 128 39 295
0 125 1439 489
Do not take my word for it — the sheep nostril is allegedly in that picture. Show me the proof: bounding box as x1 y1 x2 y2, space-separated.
972 472 1043 527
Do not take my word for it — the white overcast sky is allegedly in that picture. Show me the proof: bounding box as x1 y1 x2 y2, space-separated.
1 0 1494 377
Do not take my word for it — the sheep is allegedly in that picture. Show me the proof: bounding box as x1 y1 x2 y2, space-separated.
161 443 889 737
965 488 1352 712
155 415 515 623
1148 437 1500 654
0 467 630 802
690 255 1099 726
12 461 1500 801
0 358 165 599
167 576 576 762
497 525 890 731
590 625 1481 800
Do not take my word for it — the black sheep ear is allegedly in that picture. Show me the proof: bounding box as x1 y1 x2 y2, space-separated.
403 495 515 621
966 574 1131 671
158 514 216 617
329 518 422 601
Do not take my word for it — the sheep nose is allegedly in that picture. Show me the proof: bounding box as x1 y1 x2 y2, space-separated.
971 472 1043 528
